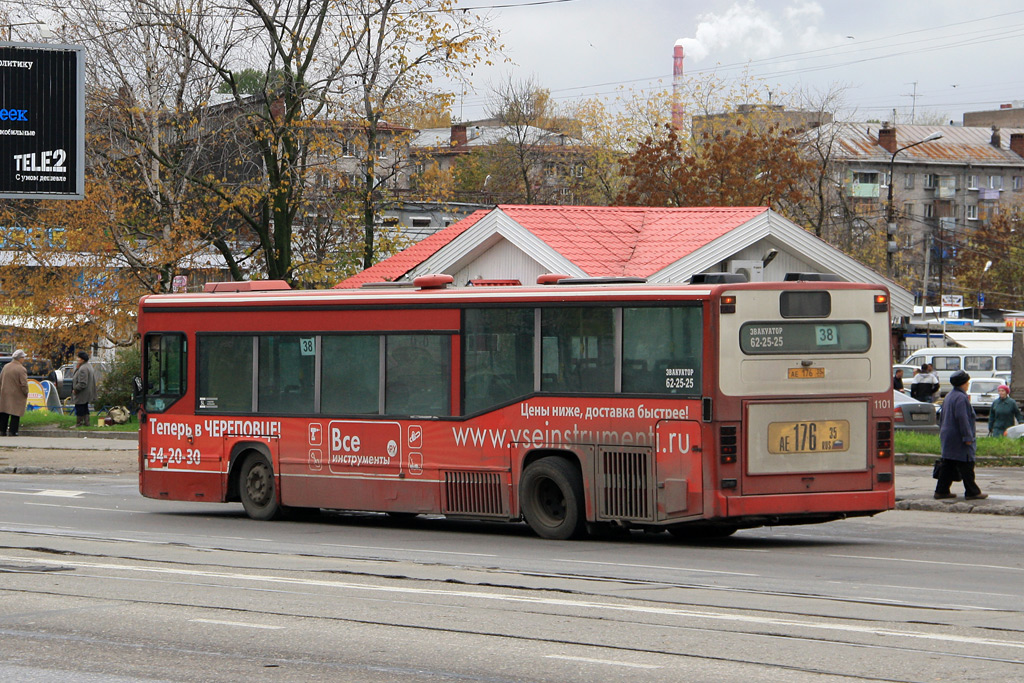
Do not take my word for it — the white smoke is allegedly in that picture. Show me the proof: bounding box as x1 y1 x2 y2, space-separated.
678 1 828 63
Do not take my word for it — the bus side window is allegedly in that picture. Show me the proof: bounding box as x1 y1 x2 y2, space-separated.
144 333 187 413
997 356 1012 372
933 356 960 371
622 306 702 395
385 335 450 416
258 335 314 415
197 335 253 413
540 307 614 394
462 308 533 414
321 335 379 415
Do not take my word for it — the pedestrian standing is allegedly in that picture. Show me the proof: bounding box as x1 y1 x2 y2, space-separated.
935 370 987 500
911 363 940 402
71 351 98 428
893 368 904 392
0 350 30 436
988 384 1023 437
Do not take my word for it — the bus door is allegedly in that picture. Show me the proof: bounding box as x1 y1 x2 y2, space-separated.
654 420 704 520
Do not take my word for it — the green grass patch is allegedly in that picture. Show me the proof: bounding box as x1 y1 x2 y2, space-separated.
895 429 1024 458
20 409 139 433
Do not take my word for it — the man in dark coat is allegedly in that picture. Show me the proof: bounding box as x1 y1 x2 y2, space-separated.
71 351 98 428
935 370 987 500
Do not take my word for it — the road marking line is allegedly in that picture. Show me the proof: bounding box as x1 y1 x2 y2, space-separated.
0 489 85 498
830 554 1024 573
23 502 138 514
322 544 496 557
189 618 284 630
555 559 758 577
545 654 661 669
1 553 1018 652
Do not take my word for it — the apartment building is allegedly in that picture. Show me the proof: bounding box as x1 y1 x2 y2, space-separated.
822 122 1024 297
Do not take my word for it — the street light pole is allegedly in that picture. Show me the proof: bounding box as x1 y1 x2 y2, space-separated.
3 20 52 41
885 131 943 280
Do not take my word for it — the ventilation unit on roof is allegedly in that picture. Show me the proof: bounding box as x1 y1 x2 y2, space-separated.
728 259 764 282
783 272 844 281
552 277 648 285
689 273 748 284
203 280 291 293
360 280 416 289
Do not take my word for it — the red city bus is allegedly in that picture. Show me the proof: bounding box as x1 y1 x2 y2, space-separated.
137 274 895 539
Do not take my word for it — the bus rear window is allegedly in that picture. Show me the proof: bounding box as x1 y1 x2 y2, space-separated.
780 291 831 318
740 321 870 354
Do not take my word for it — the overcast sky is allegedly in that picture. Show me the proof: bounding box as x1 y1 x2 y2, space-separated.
453 0 1024 124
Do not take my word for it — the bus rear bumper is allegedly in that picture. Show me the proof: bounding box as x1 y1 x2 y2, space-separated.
722 489 895 519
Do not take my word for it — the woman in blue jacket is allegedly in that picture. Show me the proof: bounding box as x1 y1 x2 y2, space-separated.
935 370 987 500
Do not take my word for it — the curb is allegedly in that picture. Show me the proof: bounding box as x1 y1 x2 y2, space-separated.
895 452 1024 466
17 429 138 441
895 497 1024 516
0 466 122 475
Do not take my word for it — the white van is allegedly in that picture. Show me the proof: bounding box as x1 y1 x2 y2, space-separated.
903 347 1012 396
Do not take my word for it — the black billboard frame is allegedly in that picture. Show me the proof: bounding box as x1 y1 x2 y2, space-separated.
0 41 85 200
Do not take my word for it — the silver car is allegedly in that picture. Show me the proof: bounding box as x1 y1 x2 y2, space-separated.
966 378 1002 415
893 390 939 432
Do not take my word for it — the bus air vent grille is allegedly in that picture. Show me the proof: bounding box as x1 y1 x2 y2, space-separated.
597 448 655 522
442 471 506 517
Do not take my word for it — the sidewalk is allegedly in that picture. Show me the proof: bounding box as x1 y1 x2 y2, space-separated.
1 432 1023 516
0 432 136 474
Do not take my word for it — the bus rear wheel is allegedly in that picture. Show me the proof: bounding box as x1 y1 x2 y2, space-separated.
239 454 283 521
520 457 585 540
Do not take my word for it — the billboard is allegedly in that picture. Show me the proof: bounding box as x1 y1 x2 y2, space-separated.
0 42 85 199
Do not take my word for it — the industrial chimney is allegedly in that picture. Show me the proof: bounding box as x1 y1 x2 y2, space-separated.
672 42 685 130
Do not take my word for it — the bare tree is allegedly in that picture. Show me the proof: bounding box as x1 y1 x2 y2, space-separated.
30 0 498 283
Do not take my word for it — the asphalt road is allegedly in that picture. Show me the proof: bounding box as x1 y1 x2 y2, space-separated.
1 473 1023 682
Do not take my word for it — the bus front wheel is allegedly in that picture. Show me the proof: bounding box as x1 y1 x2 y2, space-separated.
520 457 585 540
239 454 283 521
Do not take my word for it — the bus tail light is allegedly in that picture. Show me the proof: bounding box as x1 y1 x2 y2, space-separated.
876 421 892 458
720 295 736 314
720 425 738 464
874 294 888 313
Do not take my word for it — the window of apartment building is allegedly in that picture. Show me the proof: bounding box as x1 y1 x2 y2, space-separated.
852 171 879 185
966 204 978 221
880 171 890 187
902 203 914 218
1014 176 1024 191
923 174 938 189
966 174 979 190
573 164 585 178
989 175 1003 190
923 204 934 219
902 232 912 249
341 139 356 157
903 173 915 189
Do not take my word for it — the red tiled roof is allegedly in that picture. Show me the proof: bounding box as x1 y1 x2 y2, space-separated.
335 205 768 287
334 210 489 288
498 205 767 277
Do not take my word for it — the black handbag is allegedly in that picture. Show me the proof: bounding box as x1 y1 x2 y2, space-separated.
932 459 962 481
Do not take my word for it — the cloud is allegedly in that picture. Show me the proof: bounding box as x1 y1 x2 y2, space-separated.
678 0 829 63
